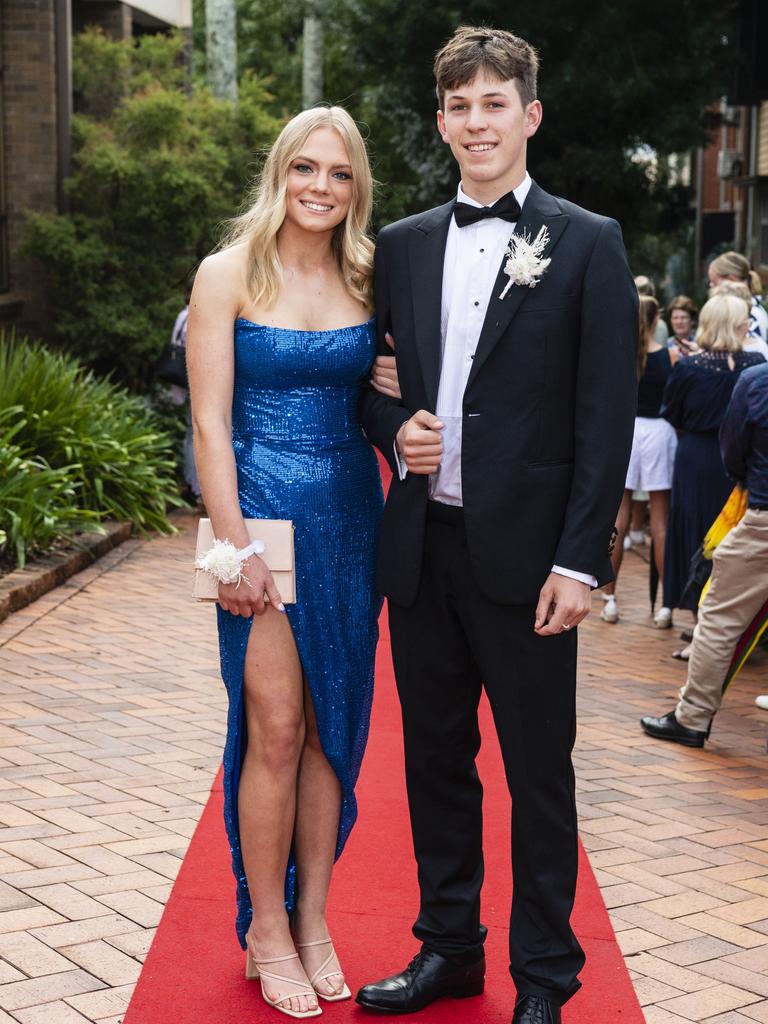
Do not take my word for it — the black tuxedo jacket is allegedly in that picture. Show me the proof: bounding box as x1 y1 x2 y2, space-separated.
360 181 638 607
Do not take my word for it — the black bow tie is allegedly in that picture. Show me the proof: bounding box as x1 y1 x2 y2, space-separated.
453 190 522 228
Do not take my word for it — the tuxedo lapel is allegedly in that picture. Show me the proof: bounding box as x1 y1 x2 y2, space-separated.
466 182 570 389
407 202 453 411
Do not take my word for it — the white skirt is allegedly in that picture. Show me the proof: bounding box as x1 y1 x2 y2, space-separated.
625 416 678 492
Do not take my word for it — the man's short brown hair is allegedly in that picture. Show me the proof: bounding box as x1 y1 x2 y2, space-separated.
434 26 539 110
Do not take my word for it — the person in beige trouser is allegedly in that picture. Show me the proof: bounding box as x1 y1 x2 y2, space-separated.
642 358 768 747
675 508 768 731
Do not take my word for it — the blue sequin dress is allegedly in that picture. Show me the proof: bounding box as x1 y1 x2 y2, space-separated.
217 317 384 948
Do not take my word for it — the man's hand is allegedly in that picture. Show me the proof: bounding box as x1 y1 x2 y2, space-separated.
534 573 591 636
396 409 444 475
371 332 401 399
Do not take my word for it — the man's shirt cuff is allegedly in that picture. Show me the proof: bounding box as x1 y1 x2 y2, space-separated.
394 440 408 481
552 565 598 588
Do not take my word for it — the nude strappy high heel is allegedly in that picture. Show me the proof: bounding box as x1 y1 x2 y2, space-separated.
296 938 351 1003
245 938 322 1019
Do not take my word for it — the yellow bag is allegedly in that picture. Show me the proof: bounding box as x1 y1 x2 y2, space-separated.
699 485 747 603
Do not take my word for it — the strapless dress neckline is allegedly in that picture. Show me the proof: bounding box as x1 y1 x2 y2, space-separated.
235 315 376 334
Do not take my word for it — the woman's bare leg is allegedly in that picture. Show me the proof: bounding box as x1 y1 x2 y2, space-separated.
630 497 647 539
293 687 345 996
239 608 317 1015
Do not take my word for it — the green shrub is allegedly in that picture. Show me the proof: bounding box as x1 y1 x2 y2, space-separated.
0 332 183 567
0 408 99 569
25 28 282 390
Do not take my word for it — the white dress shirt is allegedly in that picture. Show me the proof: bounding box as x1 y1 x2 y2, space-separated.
396 175 596 588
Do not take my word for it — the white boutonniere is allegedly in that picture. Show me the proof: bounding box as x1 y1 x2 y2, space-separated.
499 226 552 299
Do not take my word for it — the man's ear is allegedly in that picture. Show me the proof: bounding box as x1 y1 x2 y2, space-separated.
436 108 450 144
525 100 543 139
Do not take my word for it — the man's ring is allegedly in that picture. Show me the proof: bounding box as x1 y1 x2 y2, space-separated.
562 623 572 631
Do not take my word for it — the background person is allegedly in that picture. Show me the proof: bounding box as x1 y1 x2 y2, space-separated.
155 280 202 503
626 276 670 552
667 294 698 357
171 281 201 503
601 296 677 624
710 281 768 360
641 360 768 746
661 292 765 656
708 250 768 346
635 274 670 346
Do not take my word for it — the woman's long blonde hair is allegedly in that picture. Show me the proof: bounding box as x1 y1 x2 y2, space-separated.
220 106 375 309
637 295 658 378
696 293 749 353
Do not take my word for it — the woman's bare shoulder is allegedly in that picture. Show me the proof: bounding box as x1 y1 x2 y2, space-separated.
197 244 248 284
193 246 249 313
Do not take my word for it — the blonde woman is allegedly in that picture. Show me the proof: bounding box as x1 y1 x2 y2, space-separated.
660 292 765 645
709 280 768 360
187 108 393 1019
709 250 768 346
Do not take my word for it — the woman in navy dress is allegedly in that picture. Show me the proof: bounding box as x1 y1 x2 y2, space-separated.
187 108 393 1019
662 292 765 631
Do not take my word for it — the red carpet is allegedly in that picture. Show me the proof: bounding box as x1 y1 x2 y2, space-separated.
124 611 643 1023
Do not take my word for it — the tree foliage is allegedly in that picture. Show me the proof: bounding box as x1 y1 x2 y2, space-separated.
29 5 738 388
343 0 735 243
196 0 735 270
26 29 282 389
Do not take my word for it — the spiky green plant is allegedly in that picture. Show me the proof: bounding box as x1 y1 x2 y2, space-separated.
0 332 183 562
0 407 99 568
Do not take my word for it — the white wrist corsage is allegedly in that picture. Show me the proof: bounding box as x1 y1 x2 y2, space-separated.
195 538 265 588
499 226 552 299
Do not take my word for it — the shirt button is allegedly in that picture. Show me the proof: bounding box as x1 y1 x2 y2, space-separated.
474 301 479 307
480 248 485 253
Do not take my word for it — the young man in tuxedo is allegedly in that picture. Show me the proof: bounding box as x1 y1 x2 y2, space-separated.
358 26 637 1024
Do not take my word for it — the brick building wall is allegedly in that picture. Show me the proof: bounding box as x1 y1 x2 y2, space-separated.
700 124 741 213
0 0 59 330
73 2 132 39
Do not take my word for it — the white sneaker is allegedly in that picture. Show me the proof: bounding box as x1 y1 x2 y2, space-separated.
622 534 632 551
629 529 645 546
601 596 619 623
756 696 768 711
654 607 672 629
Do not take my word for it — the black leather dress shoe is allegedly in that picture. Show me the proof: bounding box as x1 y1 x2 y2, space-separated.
512 994 561 1023
640 711 708 747
355 949 485 1013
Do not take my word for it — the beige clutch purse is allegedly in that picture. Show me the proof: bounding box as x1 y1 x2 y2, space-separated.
193 518 296 603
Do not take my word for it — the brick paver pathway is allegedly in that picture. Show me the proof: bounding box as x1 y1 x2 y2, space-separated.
0 518 765 1023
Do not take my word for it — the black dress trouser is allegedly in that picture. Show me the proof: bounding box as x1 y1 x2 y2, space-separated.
387 503 585 1006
